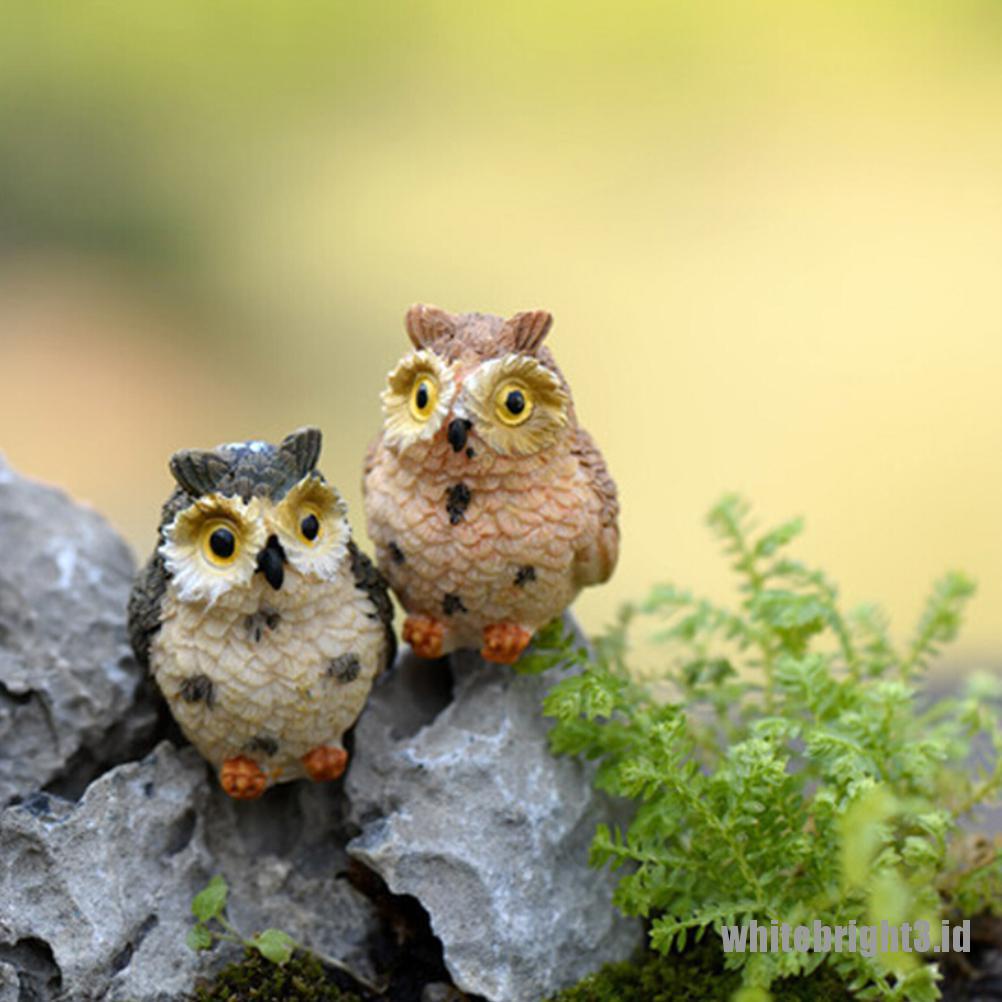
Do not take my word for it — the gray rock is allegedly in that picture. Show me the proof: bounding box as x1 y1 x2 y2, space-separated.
0 743 213 1002
347 640 644 1002
0 460 638 1000
0 741 380 1002
0 456 158 805
0 962 19 1002
202 776 380 985
0 459 381 1000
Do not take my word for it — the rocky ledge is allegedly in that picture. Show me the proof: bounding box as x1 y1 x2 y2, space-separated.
0 457 640 1002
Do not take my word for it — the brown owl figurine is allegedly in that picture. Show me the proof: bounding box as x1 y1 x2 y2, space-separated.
363 305 619 664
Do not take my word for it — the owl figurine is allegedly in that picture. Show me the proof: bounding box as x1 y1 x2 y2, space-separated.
363 305 619 664
128 427 395 799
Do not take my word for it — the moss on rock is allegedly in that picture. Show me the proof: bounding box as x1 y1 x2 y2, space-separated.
191 949 361 1002
547 939 853 1002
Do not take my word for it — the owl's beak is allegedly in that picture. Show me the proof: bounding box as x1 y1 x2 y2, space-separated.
256 535 287 590
447 418 472 453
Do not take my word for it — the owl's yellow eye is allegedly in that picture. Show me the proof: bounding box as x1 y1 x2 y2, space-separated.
409 375 439 421
495 382 534 426
201 519 240 567
298 505 323 544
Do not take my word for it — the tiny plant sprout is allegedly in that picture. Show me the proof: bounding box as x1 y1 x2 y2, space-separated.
187 874 294 966
186 874 385 994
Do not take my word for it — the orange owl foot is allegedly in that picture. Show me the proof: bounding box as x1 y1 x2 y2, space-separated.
301 745 349 783
220 756 268 800
402 615 445 660
482 623 534 664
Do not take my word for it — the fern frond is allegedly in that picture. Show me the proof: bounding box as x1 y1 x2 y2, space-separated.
538 498 994 1002
902 572 976 679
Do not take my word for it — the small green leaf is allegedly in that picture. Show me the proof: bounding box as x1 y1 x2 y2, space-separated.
191 875 228 922
753 517 803 557
186 924 213 952
251 928 295 965
895 964 941 1002
515 618 581 675
732 988 771 1002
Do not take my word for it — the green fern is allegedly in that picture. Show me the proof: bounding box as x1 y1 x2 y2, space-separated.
536 497 1001 1001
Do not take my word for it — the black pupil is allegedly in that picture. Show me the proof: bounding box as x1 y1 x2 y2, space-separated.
301 513 320 541
505 389 526 415
209 528 235 559
415 382 430 410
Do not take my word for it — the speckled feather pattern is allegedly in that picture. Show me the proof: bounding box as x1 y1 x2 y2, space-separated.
150 557 386 783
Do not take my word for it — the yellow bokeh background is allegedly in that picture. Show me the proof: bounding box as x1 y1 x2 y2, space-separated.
1 2 999 662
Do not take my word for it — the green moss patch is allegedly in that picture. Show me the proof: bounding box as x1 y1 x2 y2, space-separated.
191 949 361 1002
548 939 853 1002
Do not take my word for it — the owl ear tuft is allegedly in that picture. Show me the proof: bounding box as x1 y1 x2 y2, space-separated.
169 449 230 497
405 304 456 349
279 426 323 479
505 310 553 354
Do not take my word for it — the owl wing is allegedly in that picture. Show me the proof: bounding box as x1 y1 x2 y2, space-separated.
127 487 190 670
347 539 397 674
570 426 620 588
127 551 168 671
362 432 383 482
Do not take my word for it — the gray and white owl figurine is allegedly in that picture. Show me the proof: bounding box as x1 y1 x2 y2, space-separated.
364 305 619 664
128 427 394 799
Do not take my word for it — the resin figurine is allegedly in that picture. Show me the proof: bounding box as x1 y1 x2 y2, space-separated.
363 305 619 664
128 427 394 799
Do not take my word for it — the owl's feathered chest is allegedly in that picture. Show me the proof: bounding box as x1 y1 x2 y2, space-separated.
370 440 585 546
365 438 602 636
149 569 384 773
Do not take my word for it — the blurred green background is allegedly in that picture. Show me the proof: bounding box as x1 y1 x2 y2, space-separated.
2 2 1000 660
